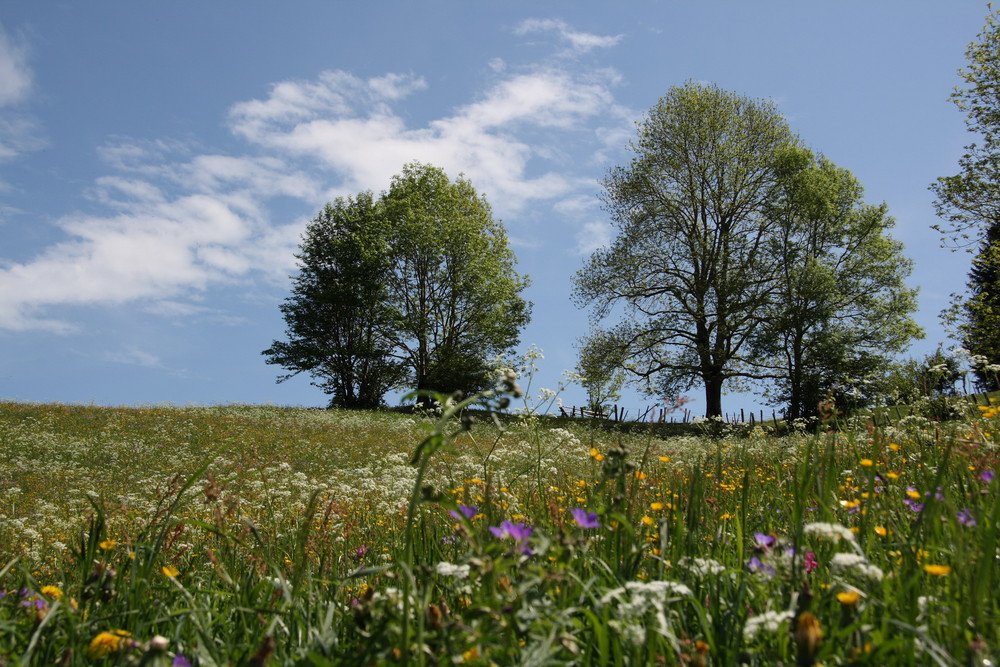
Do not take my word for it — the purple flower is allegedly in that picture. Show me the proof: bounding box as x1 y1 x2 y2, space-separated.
489 520 534 555
753 533 776 552
981 470 995 484
747 556 775 577
449 504 477 521
956 508 977 527
172 656 193 667
903 499 924 513
351 545 369 561
570 508 600 529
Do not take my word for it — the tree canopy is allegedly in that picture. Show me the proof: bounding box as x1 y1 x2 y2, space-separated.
575 82 921 418
264 163 530 408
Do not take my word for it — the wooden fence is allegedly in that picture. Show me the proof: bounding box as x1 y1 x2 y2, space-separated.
558 404 785 425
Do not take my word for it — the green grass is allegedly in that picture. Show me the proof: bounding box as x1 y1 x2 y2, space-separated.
0 395 998 665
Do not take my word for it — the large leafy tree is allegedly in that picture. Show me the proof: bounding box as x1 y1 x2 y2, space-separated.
573 82 797 417
265 163 531 407
932 7 1000 391
263 194 405 408
930 6 1000 248
380 163 531 400
757 147 922 418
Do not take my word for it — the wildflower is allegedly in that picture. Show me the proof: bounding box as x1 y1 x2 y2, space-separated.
570 507 600 529
489 520 533 555
794 612 823 660
449 504 477 521
830 553 883 581
161 566 179 578
836 590 861 606
743 610 794 640
747 556 776 577
658 456 671 463
435 561 471 579
803 522 855 542
981 470 995 483
859 459 874 467
679 557 725 577
753 533 776 551
903 498 924 513
956 508 977 527
88 630 133 658
39 585 62 600
641 515 655 526
650 502 664 511
99 539 117 550
352 545 369 561
923 564 952 576
804 551 818 573
905 487 921 499
172 656 192 667
874 525 887 536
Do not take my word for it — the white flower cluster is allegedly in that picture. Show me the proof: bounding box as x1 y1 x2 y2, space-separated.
434 561 470 579
803 522 856 543
830 552 884 581
743 610 794 640
679 557 726 577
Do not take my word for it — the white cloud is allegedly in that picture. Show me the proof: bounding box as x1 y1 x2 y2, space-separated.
104 347 165 369
574 220 613 256
229 66 626 213
515 19 623 54
0 25 630 332
0 24 31 107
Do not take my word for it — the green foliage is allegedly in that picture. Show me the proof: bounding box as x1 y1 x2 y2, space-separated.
575 329 627 414
574 82 798 417
930 5 1000 248
756 147 923 418
958 221 1000 391
263 194 405 408
265 162 531 406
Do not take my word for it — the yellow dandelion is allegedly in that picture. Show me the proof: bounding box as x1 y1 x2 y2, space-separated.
161 566 179 578
658 455 671 463
874 526 887 537
650 502 665 511
87 630 132 659
886 471 900 480
99 539 117 550
888 443 900 452
923 564 951 576
641 515 655 526
634 470 647 480
836 591 860 606
859 458 874 467
906 489 921 500
40 585 63 600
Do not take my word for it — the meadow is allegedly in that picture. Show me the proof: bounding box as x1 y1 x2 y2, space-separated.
0 383 998 665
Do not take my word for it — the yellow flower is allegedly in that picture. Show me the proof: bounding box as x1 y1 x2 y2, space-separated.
99 539 117 550
40 585 62 600
650 502 665 511
836 590 860 606
641 515 655 526
658 455 671 463
906 489 921 500
634 471 647 480
874 525 887 537
161 566 179 578
886 471 900 480
87 630 132 658
888 443 900 452
462 646 480 661
719 512 733 520
923 564 951 576
859 458 874 467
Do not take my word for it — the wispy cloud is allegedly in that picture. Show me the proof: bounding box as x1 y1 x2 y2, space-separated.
0 20 630 332
514 19 623 54
0 22 43 167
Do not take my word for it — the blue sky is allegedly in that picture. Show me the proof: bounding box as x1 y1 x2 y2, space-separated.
0 2 989 415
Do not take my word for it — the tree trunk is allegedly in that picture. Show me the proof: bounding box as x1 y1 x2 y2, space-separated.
704 373 724 418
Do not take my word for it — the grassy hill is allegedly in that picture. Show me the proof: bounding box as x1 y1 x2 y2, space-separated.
0 399 997 664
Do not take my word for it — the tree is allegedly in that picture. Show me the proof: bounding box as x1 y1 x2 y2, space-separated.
573 82 797 417
264 163 531 408
380 163 531 400
755 147 922 418
263 194 405 408
930 6 1000 248
957 219 1000 391
575 329 627 415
